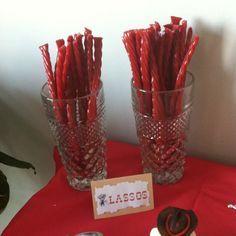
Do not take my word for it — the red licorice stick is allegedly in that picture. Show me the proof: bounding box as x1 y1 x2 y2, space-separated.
169 24 184 114
171 25 182 90
174 36 199 114
163 27 174 90
123 30 145 114
151 77 159 120
75 34 86 72
73 37 87 121
67 36 77 98
123 30 142 88
50 39 66 123
84 28 94 90
156 34 165 89
176 36 199 89
73 36 84 95
171 16 182 25
93 37 102 84
54 39 65 93
140 30 151 91
39 44 56 98
76 33 89 96
135 30 142 67
84 29 98 121
66 102 77 127
87 37 103 121
185 27 193 55
56 45 66 99
61 43 72 124
140 30 152 115
148 26 163 91
67 35 78 93
164 23 174 30
179 20 187 61
150 44 162 91
55 45 67 123
66 36 77 127
62 42 76 127
39 43 66 124
151 53 165 120
164 23 179 90
87 79 98 121
62 43 72 92
150 21 161 33
56 39 65 49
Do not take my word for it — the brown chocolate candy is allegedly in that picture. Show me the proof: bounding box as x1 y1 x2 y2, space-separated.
157 207 198 236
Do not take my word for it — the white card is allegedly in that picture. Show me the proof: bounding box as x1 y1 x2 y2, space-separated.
91 173 154 219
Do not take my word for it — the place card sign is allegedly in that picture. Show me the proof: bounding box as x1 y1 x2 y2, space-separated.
91 173 154 219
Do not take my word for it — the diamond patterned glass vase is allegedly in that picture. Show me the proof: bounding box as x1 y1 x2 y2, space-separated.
131 73 194 184
41 82 107 190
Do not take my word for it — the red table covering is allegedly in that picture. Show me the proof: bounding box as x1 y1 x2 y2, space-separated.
2 141 236 236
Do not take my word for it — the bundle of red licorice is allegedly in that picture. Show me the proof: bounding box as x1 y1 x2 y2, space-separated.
123 16 199 119
39 28 102 126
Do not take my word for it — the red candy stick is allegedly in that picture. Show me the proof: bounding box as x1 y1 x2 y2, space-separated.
67 102 76 128
123 30 145 114
56 45 66 99
174 36 199 114
56 39 65 49
156 34 164 89
171 25 182 90
65 37 77 127
77 33 89 96
171 16 182 25
179 20 187 61
140 30 151 91
67 36 77 99
84 28 94 90
93 37 102 84
151 54 165 120
87 36 103 121
63 42 77 127
140 30 152 115
39 44 56 98
176 36 199 89
56 45 67 123
87 79 98 121
73 36 84 96
135 30 142 63
123 30 142 88
163 27 174 90
62 43 71 93
150 21 161 33
185 27 193 55
73 34 87 121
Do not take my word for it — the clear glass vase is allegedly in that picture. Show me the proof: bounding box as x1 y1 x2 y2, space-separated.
41 82 107 190
131 73 194 184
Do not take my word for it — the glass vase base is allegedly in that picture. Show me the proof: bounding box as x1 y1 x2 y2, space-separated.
144 167 184 184
67 170 107 191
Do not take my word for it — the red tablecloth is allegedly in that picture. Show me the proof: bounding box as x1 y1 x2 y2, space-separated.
3 141 236 236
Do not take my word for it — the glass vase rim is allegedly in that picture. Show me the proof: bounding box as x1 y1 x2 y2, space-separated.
131 71 195 94
41 80 103 102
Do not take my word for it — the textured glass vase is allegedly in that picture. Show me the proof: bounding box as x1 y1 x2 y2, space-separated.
132 73 194 184
41 82 107 190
